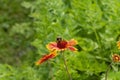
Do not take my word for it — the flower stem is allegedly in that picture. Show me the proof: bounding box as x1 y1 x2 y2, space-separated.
105 63 112 80
61 52 72 80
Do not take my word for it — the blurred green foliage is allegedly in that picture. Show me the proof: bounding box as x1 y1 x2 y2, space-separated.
0 0 120 80
0 0 35 65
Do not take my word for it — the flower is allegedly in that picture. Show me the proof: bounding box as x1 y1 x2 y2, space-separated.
35 38 78 65
36 50 57 65
117 41 120 49
46 38 78 51
112 54 120 62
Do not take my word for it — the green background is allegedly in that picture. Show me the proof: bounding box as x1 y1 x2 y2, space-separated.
0 0 120 80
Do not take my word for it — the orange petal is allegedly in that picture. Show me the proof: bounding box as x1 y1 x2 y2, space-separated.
117 41 120 49
67 39 78 46
36 51 57 65
46 42 59 51
68 46 78 51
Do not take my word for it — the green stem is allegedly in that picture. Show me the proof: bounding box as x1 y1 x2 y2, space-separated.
61 52 72 80
92 27 102 49
105 63 112 80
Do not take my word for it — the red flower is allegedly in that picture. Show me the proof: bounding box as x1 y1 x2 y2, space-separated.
112 54 120 62
35 38 78 65
46 38 78 51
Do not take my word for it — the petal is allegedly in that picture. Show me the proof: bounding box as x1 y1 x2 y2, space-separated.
46 42 59 51
68 46 78 51
36 51 57 65
67 39 78 46
117 41 120 49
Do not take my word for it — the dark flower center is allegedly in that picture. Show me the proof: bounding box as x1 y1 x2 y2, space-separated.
57 40 67 49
